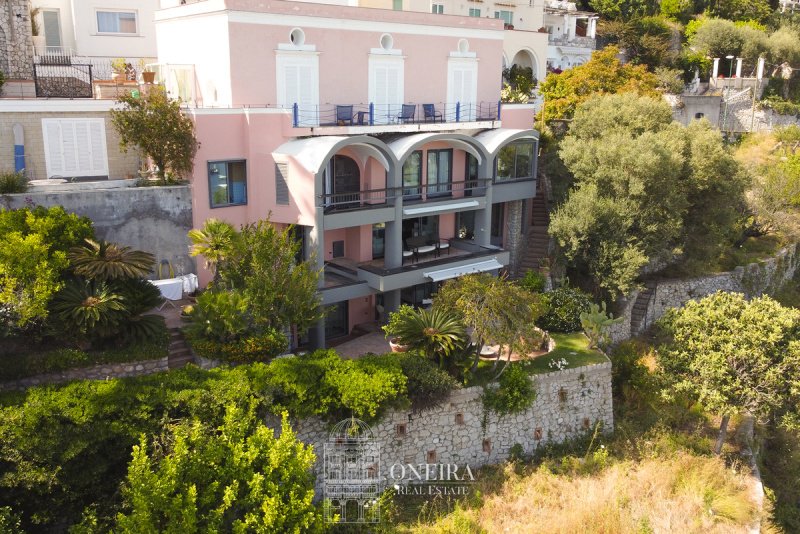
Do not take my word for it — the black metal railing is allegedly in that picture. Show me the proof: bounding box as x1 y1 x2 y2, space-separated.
320 186 401 211
292 101 502 127
319 179 490 211
33 63 93 98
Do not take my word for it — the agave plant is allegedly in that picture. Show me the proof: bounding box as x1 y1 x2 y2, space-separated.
386 307 467 369
49 279 127 345
188 218 238 284
69 239 155 281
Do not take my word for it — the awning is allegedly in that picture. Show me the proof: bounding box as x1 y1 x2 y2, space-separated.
403 200 480 216
423 258 505 282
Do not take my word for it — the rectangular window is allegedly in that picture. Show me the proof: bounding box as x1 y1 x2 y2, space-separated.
426 149 452 198
494 10 513 25
42 118 108 178
468 8 481 16
96 11 137 34
431 3 444 13
402 151 422 199
208 160 247 208
42 10 62 48
325 301 349 339
393 0 403 9
496 142 535 182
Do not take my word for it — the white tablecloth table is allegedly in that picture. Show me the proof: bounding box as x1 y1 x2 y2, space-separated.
149 275 198 309
150 278 184 301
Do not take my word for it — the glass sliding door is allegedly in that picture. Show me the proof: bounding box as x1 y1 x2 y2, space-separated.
426 149 452 198
402 151 422 200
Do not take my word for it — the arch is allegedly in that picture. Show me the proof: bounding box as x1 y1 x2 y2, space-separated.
273 135 396 176
510 49 538 79
387 132 487 169
473 128 540 159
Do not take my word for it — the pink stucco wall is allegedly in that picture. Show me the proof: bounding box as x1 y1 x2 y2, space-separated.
500 104 537 130
157 0 504 108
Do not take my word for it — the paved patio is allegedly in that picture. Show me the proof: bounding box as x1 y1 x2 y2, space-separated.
332 331 392 359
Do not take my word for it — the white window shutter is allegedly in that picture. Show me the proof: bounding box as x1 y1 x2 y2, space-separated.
276 52 319 125
42 119 108 178
369 56 404 124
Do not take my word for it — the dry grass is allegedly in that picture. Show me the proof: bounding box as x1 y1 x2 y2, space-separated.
405 453 758 534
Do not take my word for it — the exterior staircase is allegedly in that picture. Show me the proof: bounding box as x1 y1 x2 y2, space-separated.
167 328 195 369
629 282 657 335
517 193 550 275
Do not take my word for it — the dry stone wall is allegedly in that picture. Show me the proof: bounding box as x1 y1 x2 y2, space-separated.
0 357 169 392
285 360 613 492
608 243 800 343
0 0 34 80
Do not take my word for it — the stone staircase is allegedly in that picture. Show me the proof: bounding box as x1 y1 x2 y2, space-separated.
167 328 195 369
517 194 550 275
629 282 657 335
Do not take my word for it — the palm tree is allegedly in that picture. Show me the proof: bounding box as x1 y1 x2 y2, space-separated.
50 279 126 346
387 307 466 369
188 218 238 284
68 239 155 281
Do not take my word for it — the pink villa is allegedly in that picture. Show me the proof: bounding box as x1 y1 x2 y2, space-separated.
155 0 540 348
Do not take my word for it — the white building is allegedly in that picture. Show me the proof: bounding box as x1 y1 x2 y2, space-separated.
358 0 597 86
31 0 158 64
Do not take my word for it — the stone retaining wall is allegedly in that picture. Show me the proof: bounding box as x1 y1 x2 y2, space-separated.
0 357 169 392
608 243 800 343
284 360 613 493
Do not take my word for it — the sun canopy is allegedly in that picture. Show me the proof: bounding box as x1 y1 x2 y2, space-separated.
423 258 505 282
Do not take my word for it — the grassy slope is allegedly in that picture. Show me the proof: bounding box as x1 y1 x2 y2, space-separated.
392 340 761 534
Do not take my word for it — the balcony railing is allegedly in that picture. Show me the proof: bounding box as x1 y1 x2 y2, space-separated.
33 63 93 98
320 186 400 211
548 35 596 48
320 179 490 211
291 101 501 128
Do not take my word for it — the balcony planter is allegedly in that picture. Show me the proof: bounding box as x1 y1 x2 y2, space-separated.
142 71 156 84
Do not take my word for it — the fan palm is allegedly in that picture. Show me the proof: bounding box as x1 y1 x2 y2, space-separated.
69 239 155 281
188 218 238 284
389 307 467 369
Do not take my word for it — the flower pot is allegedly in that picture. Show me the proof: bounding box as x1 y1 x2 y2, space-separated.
389 338 409 353
142 71 156 84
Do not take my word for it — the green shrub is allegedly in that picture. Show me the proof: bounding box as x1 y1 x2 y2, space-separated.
0 171 27 194
760 95 800 116
189 329 288 364
482 364 536 415
114 409 321 533
266 350 407 421
0 70 5 95
536 286 592 333
518 269 546 293
394 353 460 411
183 290 252 343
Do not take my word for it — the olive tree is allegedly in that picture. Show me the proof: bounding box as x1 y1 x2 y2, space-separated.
658 292 800 454
111 86 199 182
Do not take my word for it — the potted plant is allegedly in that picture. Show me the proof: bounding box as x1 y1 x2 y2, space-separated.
138 59 156 84
382 304 415 352
30 8 46 56
111 58 127 81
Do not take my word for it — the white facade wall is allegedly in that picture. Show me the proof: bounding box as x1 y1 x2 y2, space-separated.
32 0 158 58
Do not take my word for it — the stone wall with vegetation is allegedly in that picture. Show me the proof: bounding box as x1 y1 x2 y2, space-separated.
289 360 613 491
0 357 169 392
608 243 800 343
2 185 195 275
